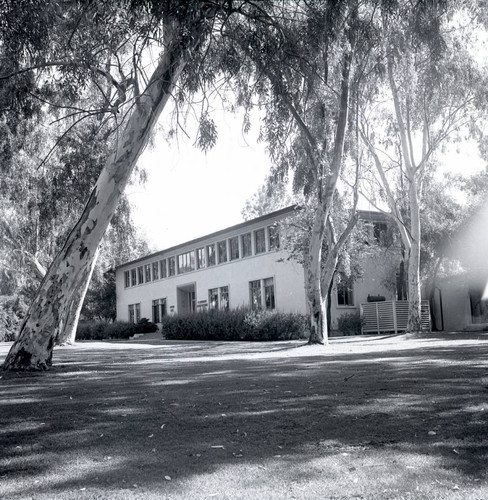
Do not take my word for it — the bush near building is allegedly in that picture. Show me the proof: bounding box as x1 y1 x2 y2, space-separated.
161 308 310 341
76 318 157 341
337 311 365 336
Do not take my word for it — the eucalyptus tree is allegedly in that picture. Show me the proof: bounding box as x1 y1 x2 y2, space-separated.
359 1 488 331
218 1 371 343
1 0 231 370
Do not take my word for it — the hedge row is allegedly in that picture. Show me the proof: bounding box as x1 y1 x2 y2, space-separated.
76 318 157 341
161 308 310 341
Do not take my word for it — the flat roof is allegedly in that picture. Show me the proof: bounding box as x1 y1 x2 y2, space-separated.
116 205 299 270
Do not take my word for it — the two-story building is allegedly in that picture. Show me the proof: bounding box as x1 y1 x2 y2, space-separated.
115 206 402 332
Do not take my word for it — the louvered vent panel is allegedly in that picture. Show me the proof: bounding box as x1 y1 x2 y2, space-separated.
360 300 431 334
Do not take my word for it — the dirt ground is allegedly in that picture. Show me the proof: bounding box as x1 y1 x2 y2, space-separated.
1 332 488 499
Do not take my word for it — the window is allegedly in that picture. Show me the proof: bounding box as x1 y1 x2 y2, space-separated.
130 268 137 287
470 287 488 324
209 286 229 311
168 257 176 277
152 262 159 281
220 286 229 311
337 275 354 306
145 264 151 282
241 233 252 257
254 228 266 254
160 259 167 278
264 278 275 310
250 278 275 310
137 266 144 285
152 298 167 323
249 280 262 311
124 271 130 288
209 288 219 310
229 236 239 260
207 244 216 266
128 303 141 324
218 240 227 263
197 247 206 269
268 224 280 251
178 251 195 274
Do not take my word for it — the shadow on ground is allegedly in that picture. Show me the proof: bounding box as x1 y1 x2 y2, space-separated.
1 332 488 499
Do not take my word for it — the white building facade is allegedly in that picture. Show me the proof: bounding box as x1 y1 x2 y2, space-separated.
116 206 403 331
116 206 307 324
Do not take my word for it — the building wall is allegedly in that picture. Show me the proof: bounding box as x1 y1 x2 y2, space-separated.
116 208 307 322
116 207 407 331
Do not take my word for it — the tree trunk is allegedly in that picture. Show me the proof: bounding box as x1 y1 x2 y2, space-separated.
406 175 422 332
55 247 100 346
3 24 196 370
307 206 327 344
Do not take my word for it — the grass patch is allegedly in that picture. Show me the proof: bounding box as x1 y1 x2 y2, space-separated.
1 332 488 499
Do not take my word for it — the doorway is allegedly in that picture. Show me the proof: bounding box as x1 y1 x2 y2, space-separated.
177 283 196 315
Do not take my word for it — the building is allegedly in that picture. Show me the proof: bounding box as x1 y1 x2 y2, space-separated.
115 206 405 332
116 206 306 325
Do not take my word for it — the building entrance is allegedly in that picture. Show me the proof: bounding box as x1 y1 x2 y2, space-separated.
177 283 196 314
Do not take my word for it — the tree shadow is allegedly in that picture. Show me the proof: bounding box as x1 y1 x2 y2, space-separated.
1 333 488 498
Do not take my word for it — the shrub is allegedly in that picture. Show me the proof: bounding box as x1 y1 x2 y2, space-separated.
337 311 365 336
162 308 310 341
0 296 28 342
76 321 138 340
133 318 158 333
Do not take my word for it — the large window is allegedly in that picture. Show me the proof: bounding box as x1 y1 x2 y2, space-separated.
124 270 130 288
229 237 239 260
207 244 216 266
128 303 141 324
152 262 159 281
197 247 206 269
254 228 266 254
152 298 167 323
178 251 195 274
137 266 144 285
218 240 227 263
160 259 167 278
241 233 252 257
145 264 152 282
168 256 176 277
268 225 280 251
130 268 137 287
250 278 275 310
209 286 230 311
337 275 354 306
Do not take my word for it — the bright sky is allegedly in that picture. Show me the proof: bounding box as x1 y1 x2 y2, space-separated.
127 104 487 253
126 109 271 251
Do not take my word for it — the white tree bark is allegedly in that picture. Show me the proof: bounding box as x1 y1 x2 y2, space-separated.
55 247 100 346
3 22 198 370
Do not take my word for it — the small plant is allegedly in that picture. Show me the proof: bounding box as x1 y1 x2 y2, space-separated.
337 311 365 336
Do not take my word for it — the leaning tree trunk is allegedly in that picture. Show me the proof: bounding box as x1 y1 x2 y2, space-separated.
55 247 100 346
2 25 196 370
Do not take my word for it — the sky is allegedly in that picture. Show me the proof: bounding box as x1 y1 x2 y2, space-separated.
126 106 487 253
126 109 271 251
